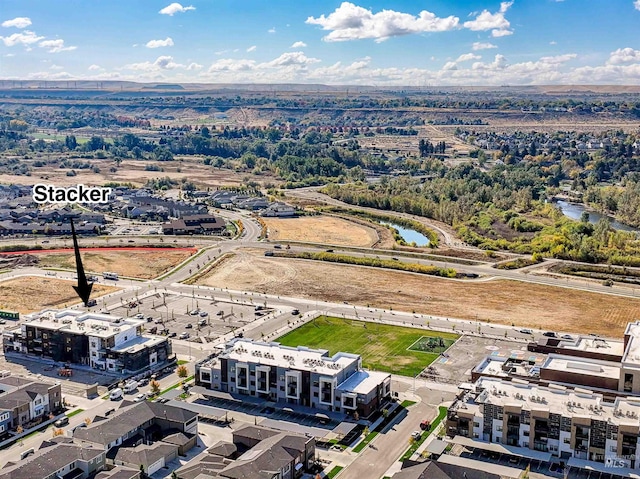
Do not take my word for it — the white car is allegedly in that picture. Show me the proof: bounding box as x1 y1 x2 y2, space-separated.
133 393 146 402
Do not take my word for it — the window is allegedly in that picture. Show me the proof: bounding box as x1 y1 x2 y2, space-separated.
495 436 501 441
610 445 618 452
523 442 529 447
497 426 503 432
564 438 570 444
474 422 480 427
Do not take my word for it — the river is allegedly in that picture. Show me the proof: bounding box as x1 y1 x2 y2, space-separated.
555 200 639 232
380 222 431 246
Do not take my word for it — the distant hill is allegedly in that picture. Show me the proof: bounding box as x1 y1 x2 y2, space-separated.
1 80 639 95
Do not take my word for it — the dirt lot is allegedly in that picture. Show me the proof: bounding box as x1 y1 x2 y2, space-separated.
0 276 118 313
198 249 640 336
263 215 378 247
36 248 194 279
0 156 280 189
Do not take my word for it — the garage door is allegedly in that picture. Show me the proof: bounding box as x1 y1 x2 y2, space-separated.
147 458 165 475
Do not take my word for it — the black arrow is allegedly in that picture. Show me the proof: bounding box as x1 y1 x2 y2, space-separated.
70 218 93 306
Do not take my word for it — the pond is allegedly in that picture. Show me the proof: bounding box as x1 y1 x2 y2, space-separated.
555 200 639 232
381 222 431 246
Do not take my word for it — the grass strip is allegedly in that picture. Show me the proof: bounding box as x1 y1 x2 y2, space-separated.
327 466 344 478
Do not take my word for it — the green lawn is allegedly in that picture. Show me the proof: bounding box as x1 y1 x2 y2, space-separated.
276 316 458 377
327 466 344 478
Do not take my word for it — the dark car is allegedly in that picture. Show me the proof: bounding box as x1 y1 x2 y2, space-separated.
185 323 193 329
54 416 69 427
543 331 557 338
291 309 300 315
168 332 177 338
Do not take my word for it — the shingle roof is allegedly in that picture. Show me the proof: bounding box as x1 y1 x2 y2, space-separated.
0 443 104 479
73 401 198 447
112 442 178 469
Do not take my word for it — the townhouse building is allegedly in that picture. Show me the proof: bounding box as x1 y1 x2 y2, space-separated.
0 375 62 432
195 338 391 417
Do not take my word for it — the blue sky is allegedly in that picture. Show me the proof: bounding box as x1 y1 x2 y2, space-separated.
1 0 640 85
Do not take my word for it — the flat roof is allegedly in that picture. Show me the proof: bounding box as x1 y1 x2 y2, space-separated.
336 369 390 395
565 337 625 357
473 377 640 427
446 436 552 462
111 335 166 353
215 339 360 376
541 355 621 380
24 309 144 338
623 321 640 366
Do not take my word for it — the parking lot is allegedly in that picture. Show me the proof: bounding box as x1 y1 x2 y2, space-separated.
455 447 628 479
109 292 269 342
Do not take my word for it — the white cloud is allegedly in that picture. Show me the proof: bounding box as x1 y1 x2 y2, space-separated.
39 39 77 53
549 40 557 45
268 27 276 33
1 17 32 28
291 41 307 48
306 2 459 42
635 1 640 11
208 58 257 72
456 53 481 63
0 30 43 46
50 64 64 70
88 64 102 71
5 53 15 57
159 3 195 15
146 37 174 48
264 51 320 67
246 45 256 52
125 55 184 71
463 1 513 37
607 47 640 64
186 62 202 70
539 53 576 64
442 61 458 71
472 42 497 50
492 28 513 37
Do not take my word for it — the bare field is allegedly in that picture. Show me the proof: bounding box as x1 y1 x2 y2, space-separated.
1 157 279 188
264 215 378 247
0 276 118 313
37 249 194 279
198 249 640 336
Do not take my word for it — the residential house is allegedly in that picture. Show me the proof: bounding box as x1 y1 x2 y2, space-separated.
0 441 105 479
0 376 62 430
260 202 296 217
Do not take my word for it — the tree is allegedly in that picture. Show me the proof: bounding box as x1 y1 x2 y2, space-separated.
362 426 370 437
150 379 161 395
65 135 77 150
84 417 92 426
52 428 65 437
176 365 188 378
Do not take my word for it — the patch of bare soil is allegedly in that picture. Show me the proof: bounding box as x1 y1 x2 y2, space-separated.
264 215 378 247
37 249 193 279
198 249 640 336
0 276 118 313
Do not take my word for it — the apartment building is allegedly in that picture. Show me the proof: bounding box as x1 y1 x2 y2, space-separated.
3 309 172 374
196 338 391 417
447 376 640 473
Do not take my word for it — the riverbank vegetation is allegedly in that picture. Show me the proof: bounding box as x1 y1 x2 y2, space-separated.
322 158 640 265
